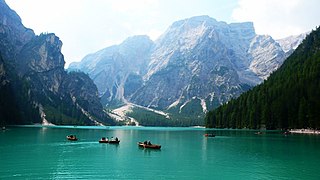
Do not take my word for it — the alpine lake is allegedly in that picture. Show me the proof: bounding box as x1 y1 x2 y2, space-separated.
1 126 319 179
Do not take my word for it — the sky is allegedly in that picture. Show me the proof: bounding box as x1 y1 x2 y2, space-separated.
5 0 320 67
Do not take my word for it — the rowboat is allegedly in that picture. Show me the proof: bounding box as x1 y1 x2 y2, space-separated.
67 135 78 141
138 141 161 149
204 133 215 137
99 137 120 144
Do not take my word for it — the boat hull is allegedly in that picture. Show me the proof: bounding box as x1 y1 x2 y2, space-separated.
138 142 161 149
204 134 215 137
67 136 78 141
99 140 120 144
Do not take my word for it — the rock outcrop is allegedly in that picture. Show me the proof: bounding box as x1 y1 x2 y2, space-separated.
69 35 154 106
0 0 114 125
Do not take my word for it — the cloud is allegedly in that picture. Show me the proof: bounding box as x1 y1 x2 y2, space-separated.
110 0 159 13
232 0 320 38
147 29 163 40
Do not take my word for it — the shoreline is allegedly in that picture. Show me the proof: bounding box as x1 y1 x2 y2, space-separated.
5 125 320 134
289 129 320 135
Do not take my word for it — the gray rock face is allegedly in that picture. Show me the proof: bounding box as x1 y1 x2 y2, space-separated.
18 34 64 74
248 35 286 80
70 16 306 117
276 33 308 53
0 0 113 125
0 0 34 63
69 35 154 106
0 56 7 85
61 71 105 121
131 16 261 110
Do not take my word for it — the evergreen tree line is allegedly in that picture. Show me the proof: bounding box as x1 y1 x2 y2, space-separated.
127 107 203 127
205 26 320 130
0 55 41 126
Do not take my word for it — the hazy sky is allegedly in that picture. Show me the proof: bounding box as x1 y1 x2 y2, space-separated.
5 0 320 67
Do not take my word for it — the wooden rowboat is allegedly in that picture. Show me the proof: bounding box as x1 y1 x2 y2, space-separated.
99 137 120 144
204 133 215 137
67 135 78 141
138 142 161 149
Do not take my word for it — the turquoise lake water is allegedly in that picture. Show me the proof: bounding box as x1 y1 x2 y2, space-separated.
1 126 320 179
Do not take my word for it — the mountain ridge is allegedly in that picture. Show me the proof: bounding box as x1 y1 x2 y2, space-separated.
69 15 307 126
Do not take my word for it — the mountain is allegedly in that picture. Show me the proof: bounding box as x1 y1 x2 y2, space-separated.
69 35 154 107
277 33 308 53
205 26 320 130
69 16 306 126
131 16 261 112
0 0 114 126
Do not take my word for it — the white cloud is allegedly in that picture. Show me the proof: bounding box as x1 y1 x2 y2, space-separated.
147 29 163 40
111 0 159 13
232 0 320 38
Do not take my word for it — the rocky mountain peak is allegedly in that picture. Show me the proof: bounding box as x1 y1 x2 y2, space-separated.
170 15 219 29
118 35 154 66
147 17 257 81
0 0 34 60
17 33 65 75
248 35 285 79
121 35 152 47
276 33 308 53
69 15 306 125
69 34 155 106
156 16 220 48
229 22 255 35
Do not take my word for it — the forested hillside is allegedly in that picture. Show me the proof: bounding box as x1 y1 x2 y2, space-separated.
205 26 320 130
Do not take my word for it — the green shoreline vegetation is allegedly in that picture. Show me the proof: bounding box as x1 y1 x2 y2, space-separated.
205 26 320 130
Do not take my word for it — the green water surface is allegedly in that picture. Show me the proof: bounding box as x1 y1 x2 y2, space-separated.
0 126 319 179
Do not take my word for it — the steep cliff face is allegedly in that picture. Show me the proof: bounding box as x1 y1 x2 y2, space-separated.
0 0 34 62
61 72 106 122
0 50 41 125
130 16 288 112
0 56 6 82
248 35 286 79
70 16 306 125
0 0 113 125
18 33 65 95
69 35 154 106
277 33 308 53
18 34 64 74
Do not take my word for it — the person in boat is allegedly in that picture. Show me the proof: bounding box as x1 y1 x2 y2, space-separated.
115 137 118 141
144 141 147 145
148 141 152 145
68 135 77 140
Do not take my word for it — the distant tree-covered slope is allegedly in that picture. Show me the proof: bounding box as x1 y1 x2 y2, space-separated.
205 26 320 130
